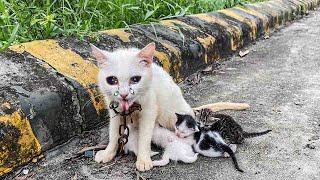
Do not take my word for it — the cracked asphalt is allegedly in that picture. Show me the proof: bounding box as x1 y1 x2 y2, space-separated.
5 9 320 180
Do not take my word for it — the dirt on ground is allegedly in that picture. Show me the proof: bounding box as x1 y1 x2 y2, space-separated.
4 9 320 180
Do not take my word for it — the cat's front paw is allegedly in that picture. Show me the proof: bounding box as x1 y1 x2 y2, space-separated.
136 158 153 171
94 149 116 163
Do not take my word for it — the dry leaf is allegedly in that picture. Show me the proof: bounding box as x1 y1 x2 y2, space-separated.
201 65 214 75
239 50 250 57
77 144 107 155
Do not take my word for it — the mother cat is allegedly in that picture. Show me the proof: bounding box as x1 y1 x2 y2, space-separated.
90 43 248 171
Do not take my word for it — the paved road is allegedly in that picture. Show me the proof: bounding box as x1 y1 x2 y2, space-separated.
6 9 320 180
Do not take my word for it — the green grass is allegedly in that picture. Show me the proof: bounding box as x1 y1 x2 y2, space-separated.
0 0 264 51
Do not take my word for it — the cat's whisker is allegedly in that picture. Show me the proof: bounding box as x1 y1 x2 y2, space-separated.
82 94 104 110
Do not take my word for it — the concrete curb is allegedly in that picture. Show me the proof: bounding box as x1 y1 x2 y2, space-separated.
1 0 319 176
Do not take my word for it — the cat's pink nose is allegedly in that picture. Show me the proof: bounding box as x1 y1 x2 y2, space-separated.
120 92 128 99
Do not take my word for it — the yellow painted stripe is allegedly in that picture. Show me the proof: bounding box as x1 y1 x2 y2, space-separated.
266 1 286 25
160 42 183 81
275 0 297 11
153 42 183 82
271 0 292 21
9 40 105 113
161 19 216 67
0 104 41 176
251 3 280 26
197 35 216 64
160 19 197 30
272 0 293 20
100 29 131 42
234 6 270 34
154 51 171 72
191 13 242 50
218 9 258 41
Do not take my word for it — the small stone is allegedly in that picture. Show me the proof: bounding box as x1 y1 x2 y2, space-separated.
305 143 316 149
311 135 319 141
239 50 250 57
22 169 29 175
84 150 95 158
294 101 303 106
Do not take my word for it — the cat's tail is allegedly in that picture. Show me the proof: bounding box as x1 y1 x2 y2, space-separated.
181 153 199 164
193 102 250 112
221 144 244 172
243 130 272 138
152 156 170 167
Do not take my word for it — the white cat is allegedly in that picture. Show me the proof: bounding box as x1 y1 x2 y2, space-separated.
123 124 159 157
124 123 198 166
151 123 198 166
90 43 249 171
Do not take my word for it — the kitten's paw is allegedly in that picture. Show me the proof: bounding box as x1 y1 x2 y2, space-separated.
136 158 153 171
150 151 159 157
94 149 116 163
223 152 230 158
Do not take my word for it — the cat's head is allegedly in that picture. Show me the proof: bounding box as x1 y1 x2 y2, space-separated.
175 113 199 138
90 43 155 111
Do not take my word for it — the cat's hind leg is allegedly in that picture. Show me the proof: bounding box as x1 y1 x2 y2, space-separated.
223 144 237 157
180 153 199 163
152 157 170 167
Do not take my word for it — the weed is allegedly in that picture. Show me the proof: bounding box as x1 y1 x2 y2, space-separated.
0 0 264 50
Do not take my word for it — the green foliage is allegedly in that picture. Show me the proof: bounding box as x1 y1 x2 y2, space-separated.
0 0 264 49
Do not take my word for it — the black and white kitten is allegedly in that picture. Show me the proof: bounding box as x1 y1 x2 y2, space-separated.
175 113 244 172
196 109 272 144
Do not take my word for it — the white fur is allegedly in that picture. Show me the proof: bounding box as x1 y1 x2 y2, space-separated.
124 124 159 157
152 124 198 166
123 123 198 166
91 44 245 171
91 44 194 171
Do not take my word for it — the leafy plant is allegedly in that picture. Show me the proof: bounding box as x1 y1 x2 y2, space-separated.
0 0 264 50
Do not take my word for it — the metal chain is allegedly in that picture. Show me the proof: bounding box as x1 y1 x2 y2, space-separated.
109 101 142 154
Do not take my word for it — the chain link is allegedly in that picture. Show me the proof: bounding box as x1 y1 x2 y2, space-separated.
109 101 142 154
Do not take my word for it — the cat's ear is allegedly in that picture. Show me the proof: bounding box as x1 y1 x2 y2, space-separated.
90 44 109 67
175 113 182 118
137 43 155 66
194 126 200 132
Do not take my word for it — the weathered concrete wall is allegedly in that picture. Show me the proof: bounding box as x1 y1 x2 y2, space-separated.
1 0 319 176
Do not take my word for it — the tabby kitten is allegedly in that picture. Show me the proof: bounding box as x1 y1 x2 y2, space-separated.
196 109 272 145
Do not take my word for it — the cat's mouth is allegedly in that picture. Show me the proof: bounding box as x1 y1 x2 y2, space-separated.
121 99 129 111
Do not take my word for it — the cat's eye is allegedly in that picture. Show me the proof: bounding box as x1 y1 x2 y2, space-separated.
106 76 118 85
130 76 141 84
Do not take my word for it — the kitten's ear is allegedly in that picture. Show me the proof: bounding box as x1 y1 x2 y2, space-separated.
175 113 182 118
194 126 200 132
90 44 109 66
137 43 155 66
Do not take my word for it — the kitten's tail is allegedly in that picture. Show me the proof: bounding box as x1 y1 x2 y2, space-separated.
193 102 250 112
152 156 170 167
243 130 272 138
221 144 244 172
